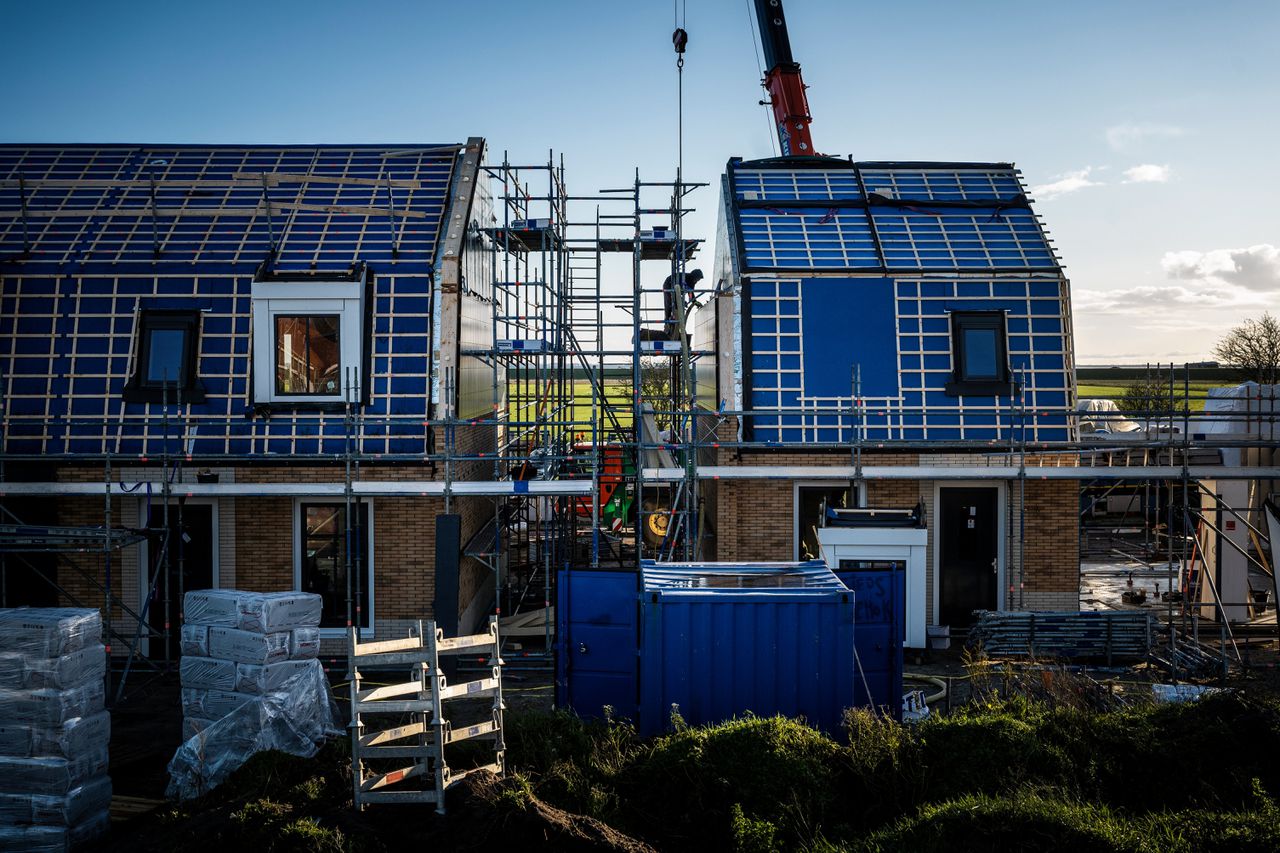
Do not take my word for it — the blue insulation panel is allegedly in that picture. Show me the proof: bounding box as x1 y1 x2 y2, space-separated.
0 144 458 456
728 158 1074 444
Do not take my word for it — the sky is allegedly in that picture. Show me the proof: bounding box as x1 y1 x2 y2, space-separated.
3 0 1278 364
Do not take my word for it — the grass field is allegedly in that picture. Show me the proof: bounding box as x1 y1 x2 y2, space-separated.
1076 381 1226 413
515 378 1234 424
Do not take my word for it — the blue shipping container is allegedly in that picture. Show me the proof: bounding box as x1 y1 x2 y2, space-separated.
558 561 859 735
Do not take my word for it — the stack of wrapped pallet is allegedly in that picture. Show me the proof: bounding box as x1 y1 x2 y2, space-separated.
178 590 323 741
0 608 112 851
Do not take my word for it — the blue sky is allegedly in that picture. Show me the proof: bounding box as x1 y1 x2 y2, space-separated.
3 0 1277 363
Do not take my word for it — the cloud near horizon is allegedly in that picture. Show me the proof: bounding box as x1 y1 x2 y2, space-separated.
1122 163 1170 183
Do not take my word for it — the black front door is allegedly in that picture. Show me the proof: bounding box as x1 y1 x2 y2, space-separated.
148 503 214 658
938 487 998 629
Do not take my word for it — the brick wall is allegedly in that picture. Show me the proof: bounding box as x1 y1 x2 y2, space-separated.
705 449 1081 623
41 463 497 643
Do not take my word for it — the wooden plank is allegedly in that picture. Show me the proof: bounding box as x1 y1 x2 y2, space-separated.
354 699 437 714
445 719 498 743
361 762 428 793
438 676 498 701
445 762 504 787
358 790 440 805
352 650 441 668
356 680 427 703
231 171 432 189
436 631 498 654
0 200 427 220
354 635 424 656
362 744 439 760
360 721 427 748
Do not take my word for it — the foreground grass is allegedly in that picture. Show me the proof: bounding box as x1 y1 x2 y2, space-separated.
117 693 1280 852
504 692 1280 852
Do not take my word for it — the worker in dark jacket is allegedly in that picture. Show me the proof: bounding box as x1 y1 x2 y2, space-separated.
663 268 704 340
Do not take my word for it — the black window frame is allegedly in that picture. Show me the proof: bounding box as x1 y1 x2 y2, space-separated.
273 313 343 398
123 310 205 404
299 500 372 630
944 311 1018 397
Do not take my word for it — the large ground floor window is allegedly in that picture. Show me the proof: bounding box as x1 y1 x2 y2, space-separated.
297 500 372 630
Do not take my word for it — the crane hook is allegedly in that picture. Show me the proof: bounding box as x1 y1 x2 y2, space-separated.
672 27 688 54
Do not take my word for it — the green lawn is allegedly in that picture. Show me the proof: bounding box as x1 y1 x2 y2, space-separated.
1077 381 1225 413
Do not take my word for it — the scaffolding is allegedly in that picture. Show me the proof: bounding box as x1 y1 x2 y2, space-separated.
2 146 1279 701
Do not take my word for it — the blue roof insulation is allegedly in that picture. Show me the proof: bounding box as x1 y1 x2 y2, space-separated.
0 144 463 457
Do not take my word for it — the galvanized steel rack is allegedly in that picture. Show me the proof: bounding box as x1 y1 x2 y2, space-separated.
348 617 505 813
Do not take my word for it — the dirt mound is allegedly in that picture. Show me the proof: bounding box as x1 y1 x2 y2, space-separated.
447 770 656 853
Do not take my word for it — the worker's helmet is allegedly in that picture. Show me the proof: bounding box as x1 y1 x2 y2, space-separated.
687 268 705 283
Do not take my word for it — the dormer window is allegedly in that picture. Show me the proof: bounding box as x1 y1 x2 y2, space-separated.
251 265 368 406
123 310 205 404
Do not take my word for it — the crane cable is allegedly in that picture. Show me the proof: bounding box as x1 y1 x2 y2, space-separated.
744 0 779 157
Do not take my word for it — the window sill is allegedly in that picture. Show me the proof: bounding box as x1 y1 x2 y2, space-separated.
248 400 352 417
944 380 1021 397
123 381 207 404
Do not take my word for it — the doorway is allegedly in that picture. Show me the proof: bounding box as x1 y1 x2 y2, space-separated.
937 486 999 629
144 502 215 659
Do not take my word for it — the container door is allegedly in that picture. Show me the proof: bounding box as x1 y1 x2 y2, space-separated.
837 560 904 718
938 487 999 629
556 570 638 720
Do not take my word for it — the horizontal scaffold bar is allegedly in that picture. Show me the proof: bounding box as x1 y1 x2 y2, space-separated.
642 465 1280 482
0 480 595 498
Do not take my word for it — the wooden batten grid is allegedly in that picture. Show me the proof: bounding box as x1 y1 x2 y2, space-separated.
348 617 505 814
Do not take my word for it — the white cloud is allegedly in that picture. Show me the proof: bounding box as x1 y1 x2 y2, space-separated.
1105 122 1186 151
1122 163 1170 183
1074 284 1262 315
1030 167 1102 200
1160 244 1280 292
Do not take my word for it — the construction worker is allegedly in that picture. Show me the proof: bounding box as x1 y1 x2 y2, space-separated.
663 267 704 340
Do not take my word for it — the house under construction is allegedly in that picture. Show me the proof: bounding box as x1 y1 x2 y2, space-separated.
1 0 1277 710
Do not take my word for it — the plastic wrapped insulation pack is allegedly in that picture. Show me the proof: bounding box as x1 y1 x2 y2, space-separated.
0 681 105 728
180 688 256 720
0 609 102 659
289 627 321 660
0 712 110 760
0 775 112 826
0 809 110 852
0 749 109 797
0 645 106 691
183 590 323 634
167 659 340 801
178 657 238 692
234 660 315 695
206 628 290 666
180 624 209 657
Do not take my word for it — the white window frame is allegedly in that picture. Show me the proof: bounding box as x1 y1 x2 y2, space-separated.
792 480 867 560
292 497 375 638
251 276 366 404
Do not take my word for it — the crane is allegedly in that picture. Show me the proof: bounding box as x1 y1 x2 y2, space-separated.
752 0 818 157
